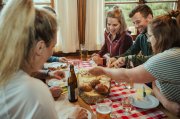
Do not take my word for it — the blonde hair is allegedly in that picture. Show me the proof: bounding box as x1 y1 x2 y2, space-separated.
0 0 35 85
106 6 127 34
0 0 57 85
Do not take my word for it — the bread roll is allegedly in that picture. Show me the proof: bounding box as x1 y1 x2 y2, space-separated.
79 84 92 92
90 79 100 88
95 83 109 95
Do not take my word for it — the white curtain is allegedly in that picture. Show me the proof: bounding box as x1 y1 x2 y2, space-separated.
54 0 79 53
85 0 105 51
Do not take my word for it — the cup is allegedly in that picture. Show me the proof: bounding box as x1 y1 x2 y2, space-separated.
82 49 88 61
121 96 133 114
96 98 112 119
126 80 134 89
80 44 88 61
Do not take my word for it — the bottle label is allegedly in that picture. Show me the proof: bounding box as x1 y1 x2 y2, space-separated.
75 88 78 99
68 86 78 101
68 86 71 100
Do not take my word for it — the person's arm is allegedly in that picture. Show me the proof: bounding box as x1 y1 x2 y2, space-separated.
109 55 152 68
31 70 65 80
88 65 156 84
98 40 108 57
47 56 59 62
152 82 180 116
125 55 152 67
31 70 50 83
120 34 142 57
119 34 133 55
97 31 109 57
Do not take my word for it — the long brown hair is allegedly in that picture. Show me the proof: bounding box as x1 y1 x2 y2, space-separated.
148 10 180 54
106 6 127 34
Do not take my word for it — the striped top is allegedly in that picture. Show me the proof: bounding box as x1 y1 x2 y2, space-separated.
144 47 180 102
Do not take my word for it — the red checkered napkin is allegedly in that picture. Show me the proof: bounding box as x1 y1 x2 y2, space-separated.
90 81 167 119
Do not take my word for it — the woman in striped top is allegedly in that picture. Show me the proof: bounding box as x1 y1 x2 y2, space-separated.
89 10 180 116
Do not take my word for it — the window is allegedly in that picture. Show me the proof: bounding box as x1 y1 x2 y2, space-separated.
33 0 54 8
3 0 54 8
105 0 178 35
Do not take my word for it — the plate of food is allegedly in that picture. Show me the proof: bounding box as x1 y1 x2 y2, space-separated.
47 78 67 87
44 62 68 71
132 95 159 109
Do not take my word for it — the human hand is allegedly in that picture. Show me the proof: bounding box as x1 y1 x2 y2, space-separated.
107 57 117 68
88 66 105 76
152 82 180 117
49 86 62 98
164 100 180 117
67 106 88 119
92 55 103 65
76 108 88 119
111 57 125 68
91 53 99 57
59 57 68 63
48 70 65 80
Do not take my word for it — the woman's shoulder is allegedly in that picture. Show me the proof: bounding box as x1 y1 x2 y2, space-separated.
146 48 180 65
156 48 180 58
11 70 50 97
7 71 57 119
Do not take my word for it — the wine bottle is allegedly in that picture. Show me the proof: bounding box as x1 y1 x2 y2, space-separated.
68 64 78 102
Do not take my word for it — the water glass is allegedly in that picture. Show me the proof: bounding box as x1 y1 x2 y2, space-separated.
121 96 133 114
126 80 134 89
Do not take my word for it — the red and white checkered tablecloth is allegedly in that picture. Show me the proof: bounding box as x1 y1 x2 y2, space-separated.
70 60 92 68
75 60 167 119
90 81 167 119
80 61 92 68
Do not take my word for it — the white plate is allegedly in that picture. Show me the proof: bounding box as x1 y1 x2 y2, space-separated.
132 95 159 109
44 62 68 70
60 107 92 119
47 79 67 87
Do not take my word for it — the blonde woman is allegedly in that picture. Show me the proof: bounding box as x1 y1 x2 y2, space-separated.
0 0 87 118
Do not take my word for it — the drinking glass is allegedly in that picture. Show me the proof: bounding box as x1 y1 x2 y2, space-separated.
125 60 134 89
126 80 134 89
121 96 133 115
80 44 88 61
96 98 117 119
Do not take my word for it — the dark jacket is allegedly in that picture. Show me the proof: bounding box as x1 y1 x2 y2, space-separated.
98 30 133 57
116 30 153 67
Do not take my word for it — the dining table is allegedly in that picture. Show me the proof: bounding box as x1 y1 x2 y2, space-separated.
50 60 179 119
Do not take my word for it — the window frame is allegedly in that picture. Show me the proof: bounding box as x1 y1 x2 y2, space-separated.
104 0 178 38
34 0 54 8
